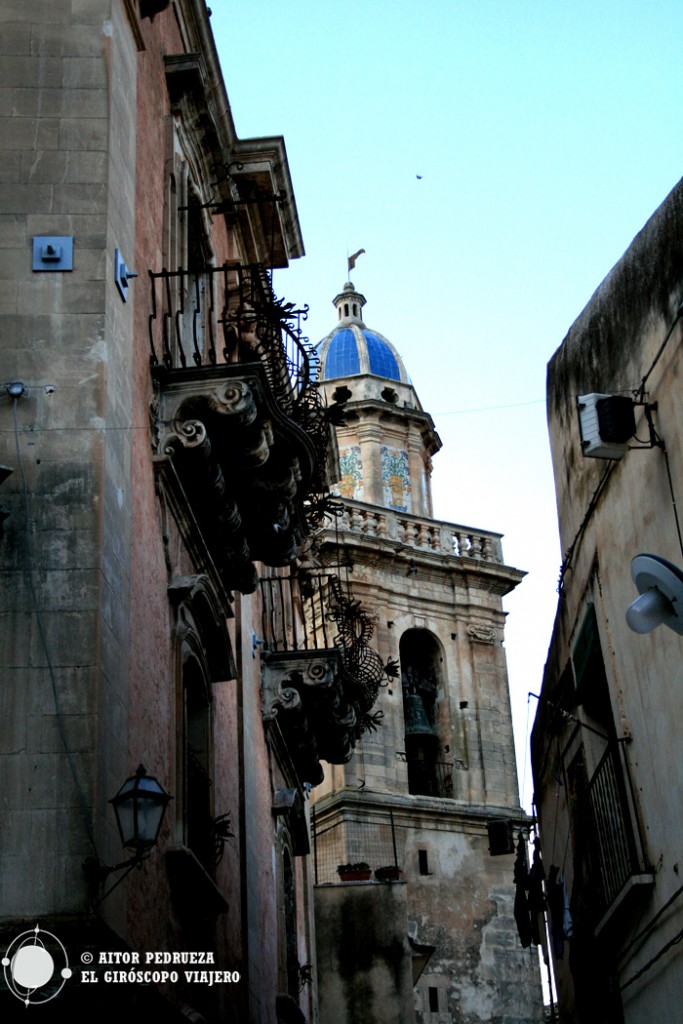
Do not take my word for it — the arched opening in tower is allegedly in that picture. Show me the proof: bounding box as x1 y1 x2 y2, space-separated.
399 629 442 796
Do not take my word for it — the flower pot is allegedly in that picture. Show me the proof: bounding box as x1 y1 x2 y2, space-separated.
337 864 372 882
374 865 404 882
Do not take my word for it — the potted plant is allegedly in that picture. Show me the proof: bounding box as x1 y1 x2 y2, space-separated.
337 861 372 882
374 865 404 882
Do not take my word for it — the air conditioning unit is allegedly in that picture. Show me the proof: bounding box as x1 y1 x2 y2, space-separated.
577 393 636 460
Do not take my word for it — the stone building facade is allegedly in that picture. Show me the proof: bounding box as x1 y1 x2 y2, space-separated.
310 283 544 1024
0 3 358 1021
531 176 683 1022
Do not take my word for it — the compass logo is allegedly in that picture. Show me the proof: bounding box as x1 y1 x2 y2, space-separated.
2 924 72 1007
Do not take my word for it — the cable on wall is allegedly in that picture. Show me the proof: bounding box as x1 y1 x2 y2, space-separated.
556 464 614 595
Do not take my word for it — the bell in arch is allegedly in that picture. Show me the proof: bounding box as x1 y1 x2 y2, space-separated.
403 692 438 739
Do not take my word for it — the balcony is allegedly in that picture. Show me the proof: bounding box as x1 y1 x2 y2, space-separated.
260 571 391 786
150 264 336 593
336 501 505 562
587 743 653 934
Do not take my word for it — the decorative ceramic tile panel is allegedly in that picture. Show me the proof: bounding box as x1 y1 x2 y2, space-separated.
338 446 364 499
381 447 411 512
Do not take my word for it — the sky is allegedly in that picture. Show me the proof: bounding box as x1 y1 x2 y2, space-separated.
211 0 683 809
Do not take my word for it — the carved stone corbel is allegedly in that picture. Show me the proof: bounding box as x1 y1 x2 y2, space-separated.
164 417 210 456
211 378 258 426
467 623 496 645
261 652 340 722
262 676 303 722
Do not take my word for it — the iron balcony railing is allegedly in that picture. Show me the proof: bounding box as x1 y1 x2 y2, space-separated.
404 757 454 799
148 261 317 415
260 571 391 734
587 742 648 916
260 571 350 655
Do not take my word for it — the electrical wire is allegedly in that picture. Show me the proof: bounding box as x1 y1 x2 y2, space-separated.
634 300 683 402
618 881 683 970
433 398 545 416
11 398 98 856
556 464 614 594
662 445 683 559
620 925 683 992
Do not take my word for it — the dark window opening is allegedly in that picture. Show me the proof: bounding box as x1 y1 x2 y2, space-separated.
572 605 616 733
332 385 352 404
284 849 299 999
428 987 439 1012
401 630 444 796
418 849 430 875
183 192 213 363
184 659 214 873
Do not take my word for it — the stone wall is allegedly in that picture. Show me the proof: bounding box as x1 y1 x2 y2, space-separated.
535 175 683 1023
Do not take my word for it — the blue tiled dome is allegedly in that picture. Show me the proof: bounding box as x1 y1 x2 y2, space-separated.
317 282 409 384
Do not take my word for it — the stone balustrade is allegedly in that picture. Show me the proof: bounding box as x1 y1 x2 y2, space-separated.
337 500 503 563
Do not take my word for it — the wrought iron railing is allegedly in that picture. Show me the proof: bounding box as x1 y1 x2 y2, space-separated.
148 262 316 415
399 756 454 799
260 571 342 654
260 571 393 733
587 743 648 915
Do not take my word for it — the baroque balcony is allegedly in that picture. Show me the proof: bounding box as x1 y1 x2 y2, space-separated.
149 263 337 593
260 571 393 786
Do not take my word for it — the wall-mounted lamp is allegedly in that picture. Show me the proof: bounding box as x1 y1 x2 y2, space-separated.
109 764 172 853
83 765 172 898
626 554 683 635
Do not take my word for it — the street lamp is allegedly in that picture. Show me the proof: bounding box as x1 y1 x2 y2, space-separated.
83 765 172 899
109 764 172 854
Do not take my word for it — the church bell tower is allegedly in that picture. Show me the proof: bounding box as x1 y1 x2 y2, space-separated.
310 278 543 1024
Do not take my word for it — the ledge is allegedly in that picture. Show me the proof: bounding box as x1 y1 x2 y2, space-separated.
165 846 229 921
594 872 655 940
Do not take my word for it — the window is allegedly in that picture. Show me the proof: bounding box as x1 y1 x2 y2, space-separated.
183 657 214 872
283 848 299 998
418 849 430 875
565 604 651 924
428 987 439 1012
572 604 615 732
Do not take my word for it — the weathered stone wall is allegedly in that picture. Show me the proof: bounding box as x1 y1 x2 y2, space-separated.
536 176 683 1023
315 880 415 1024
0 6 316 1023
0 0 125 919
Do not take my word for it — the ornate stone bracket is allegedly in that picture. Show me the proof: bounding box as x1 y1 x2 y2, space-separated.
261 650 359 787
152 363 319 590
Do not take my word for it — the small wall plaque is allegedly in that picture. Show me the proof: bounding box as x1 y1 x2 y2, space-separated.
32 236 73 272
